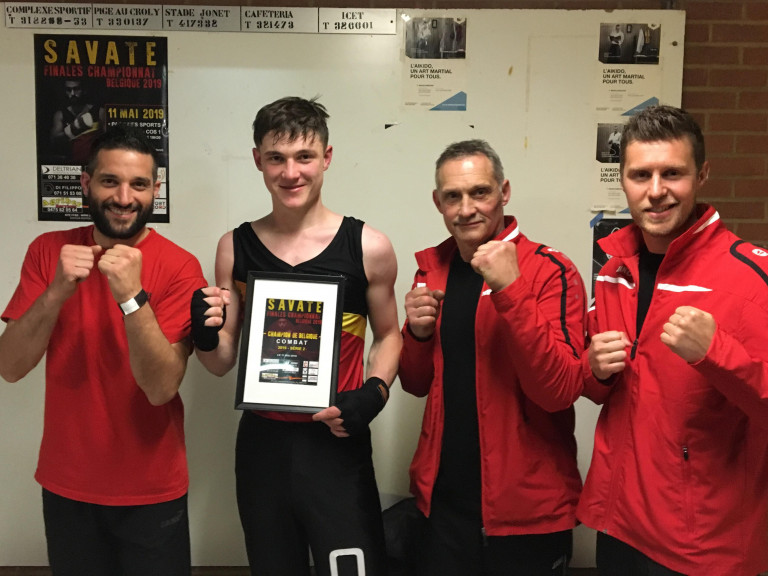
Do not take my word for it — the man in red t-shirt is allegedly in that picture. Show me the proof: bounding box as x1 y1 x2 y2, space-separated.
0 127 206 575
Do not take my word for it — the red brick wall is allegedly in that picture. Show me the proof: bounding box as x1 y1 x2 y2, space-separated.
682 0 768 247
72 0 768 245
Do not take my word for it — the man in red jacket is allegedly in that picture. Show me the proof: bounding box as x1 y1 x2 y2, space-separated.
581 105 768 575
399 139 587 576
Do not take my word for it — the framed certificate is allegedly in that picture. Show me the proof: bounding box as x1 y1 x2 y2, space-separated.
235 271 345 412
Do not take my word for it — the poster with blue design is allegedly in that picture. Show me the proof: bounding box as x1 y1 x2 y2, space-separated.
401 14 467 111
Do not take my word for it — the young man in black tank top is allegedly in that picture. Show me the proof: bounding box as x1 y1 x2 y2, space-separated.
189 97 401 576
399 140 587 575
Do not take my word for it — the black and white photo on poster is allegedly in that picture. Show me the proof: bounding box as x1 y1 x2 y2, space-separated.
598 22 661 66
596 122 625 164
404 16 466 60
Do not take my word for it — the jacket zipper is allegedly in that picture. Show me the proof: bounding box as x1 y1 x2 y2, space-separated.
682 445 694 533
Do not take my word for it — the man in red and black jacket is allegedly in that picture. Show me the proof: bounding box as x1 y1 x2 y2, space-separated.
581 105 768 576
400 139 587 576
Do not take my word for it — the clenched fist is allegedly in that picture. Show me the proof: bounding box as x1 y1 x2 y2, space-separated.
661 306 716 363
404 285 445 341
470 240 520 292
51 244 102 302
97 244 143 303
589 331 631 381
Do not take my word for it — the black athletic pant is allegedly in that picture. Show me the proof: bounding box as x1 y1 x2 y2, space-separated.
596 532 685 576
42 489 190 576
235 411 388 576
418 495 572 576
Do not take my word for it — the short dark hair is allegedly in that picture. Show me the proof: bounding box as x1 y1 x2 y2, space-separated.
620 105 706 173
252 96 330 149
435 139 505 188
84 126 159 180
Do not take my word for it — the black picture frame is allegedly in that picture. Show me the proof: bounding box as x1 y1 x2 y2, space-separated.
235 271 345 413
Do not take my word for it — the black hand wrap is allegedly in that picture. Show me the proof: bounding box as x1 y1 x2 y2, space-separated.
335 377 389 436
190 288 225 352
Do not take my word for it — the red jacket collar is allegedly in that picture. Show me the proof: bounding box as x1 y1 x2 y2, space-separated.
598 204 721 259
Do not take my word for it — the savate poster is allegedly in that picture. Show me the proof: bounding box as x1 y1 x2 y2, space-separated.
259 298 323 386
34 34 169 222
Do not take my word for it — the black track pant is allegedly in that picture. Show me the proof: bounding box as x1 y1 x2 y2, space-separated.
236 411 387 576
43 489 190 576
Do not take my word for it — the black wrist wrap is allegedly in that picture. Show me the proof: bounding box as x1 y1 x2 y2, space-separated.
190 288 224 352
334 377 389 436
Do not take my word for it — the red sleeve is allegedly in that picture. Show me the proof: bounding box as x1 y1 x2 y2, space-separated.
580 349 617 405
694 298 768 429
490 251 587 412
147 252 208 345
399 322 436 397
2 235 54 323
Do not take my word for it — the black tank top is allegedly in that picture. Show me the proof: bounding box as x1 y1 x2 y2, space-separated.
232 216 369 317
